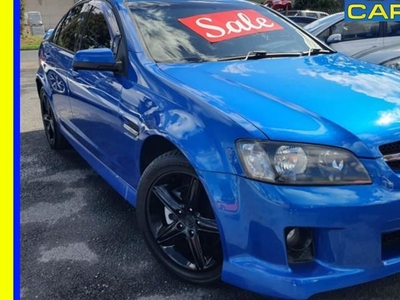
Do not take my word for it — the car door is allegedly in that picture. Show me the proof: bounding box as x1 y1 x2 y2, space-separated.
328 20 383 55
383 21 400 46
43 2 91 124
67 0 140 182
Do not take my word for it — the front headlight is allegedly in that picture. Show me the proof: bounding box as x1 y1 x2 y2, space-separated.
383 58 400 71
236 141 371 185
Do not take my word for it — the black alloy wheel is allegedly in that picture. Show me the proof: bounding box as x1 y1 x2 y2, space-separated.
39 87 67 149
137 150 223 283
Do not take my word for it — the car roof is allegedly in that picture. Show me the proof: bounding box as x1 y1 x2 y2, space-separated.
352 43 400 64
287 10 328 14
288 16 318 22
304 12 343 35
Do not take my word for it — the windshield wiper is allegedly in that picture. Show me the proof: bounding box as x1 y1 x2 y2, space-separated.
301 48 334 56
217 48 335 62
217 50 304 61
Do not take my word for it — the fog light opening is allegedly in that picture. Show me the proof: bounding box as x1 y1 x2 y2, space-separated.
285 227 314 263
286 227 312 251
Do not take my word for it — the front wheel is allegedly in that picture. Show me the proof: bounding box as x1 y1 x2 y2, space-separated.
137 150 222 284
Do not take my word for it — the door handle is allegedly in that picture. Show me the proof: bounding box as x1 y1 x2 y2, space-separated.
121 115 141 137
123 122 139 137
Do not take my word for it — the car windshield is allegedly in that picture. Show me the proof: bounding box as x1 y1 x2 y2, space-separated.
128 1 325 63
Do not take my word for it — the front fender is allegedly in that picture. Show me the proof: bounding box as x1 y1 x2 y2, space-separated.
134 92 265 176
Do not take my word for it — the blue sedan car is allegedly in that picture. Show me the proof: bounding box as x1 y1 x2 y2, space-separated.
36 0 400 299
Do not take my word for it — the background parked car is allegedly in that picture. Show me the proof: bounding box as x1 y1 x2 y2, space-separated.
263 0 292 10
304 12 400 56
287 16 318 27
285 9 328 19
352 43 400 71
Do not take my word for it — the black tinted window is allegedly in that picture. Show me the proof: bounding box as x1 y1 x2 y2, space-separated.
80 7 112 50
286 11 298 16
317 28 330 41
386 22 400 37
129 2 322 63
54 4 90 51
306 13 318 18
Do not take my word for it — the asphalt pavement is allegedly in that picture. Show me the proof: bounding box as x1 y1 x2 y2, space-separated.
20 50 400 300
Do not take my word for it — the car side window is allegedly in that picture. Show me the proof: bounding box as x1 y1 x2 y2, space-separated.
317 28 331 42
330 20 345 36
332 21 380 41
52 15 67 44
306 12 318 18
386 22 400 37
80 7 112 50
317 21 347 42
53 4 90 52
286 11 297 16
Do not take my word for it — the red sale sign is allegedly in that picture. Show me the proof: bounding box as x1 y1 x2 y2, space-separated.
179 10 284 43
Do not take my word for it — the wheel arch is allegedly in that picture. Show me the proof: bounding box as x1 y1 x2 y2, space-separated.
36 72 52 101
138 133 232 245
138 109 248 178
139 135 181 174
139 126 230 177
36 77 43 96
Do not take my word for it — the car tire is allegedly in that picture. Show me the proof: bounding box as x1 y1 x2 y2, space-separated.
137 150 222 284
39 87 68 150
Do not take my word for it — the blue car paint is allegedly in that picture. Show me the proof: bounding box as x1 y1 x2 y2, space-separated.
72 48 117 64
159 54 400 158
199 155 400 299
36 0 400 298
39 43 73 122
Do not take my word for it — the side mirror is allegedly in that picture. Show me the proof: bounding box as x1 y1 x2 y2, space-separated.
326 33 342 44
72 48 121 72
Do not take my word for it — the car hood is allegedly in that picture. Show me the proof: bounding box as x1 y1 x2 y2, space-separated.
158 54 400 158
353 43 400 65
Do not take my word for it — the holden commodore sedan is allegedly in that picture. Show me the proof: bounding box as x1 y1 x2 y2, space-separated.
36 0 400 299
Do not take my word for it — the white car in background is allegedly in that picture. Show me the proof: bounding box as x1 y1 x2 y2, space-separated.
304 12 400 56
353 43 400 71
285 10 329 19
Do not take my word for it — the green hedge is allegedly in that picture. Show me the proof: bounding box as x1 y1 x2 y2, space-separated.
20 35 42 50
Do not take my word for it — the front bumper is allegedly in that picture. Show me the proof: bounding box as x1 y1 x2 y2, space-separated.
198 158 400 299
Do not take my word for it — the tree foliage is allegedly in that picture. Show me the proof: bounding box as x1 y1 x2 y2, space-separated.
20 0 26 35
294 0 341 10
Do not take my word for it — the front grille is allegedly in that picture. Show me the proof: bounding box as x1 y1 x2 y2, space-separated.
380 141 400 155
382 230 400 260
388 161 400 172
379 141 400 173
